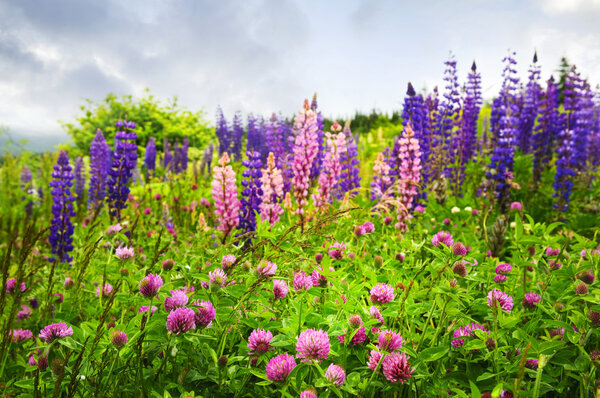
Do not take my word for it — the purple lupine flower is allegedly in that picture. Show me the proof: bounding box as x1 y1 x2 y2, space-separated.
296 328 330 363
216 107 231 156
313 122 347 210
377 330 404 352
265 353 296 382
239 151 263 234
402 82 432 187
166 307 196 334
273 279 289 299
231 112 244 162
309 93 326 181
21 165 34 215
565 66 593 172
522 292 541 308
164 289 189 312
335 121 361 198
517 52 542 154
88 129 110 208
211 153 241 240
246 114 264 160
181 138 189 172
325 364 345 386
145 136 157 175
395 124 422 232
532 76 562 184
163 139 173 171
138 274 163 298
487 288 514 313
247 329 274 355
382 352 413 384
192 300 216 328
49 151 76 263
451 323 489 348
73 156 85 205
370 283 394 304
39 322 73 343
107 120 137 220
553 129 577 212
486 52 520 210
291 100 320 224
172 141 182 174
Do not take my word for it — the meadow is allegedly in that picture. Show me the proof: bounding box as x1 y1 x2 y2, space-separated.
1 52 600 397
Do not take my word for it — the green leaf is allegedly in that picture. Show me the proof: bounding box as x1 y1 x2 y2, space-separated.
419 346 449 362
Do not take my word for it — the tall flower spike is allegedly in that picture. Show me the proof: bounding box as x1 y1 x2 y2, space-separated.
402 82 431 187
88 129 110 209
335 121 361 198
49 151 76 263
370 151 393 201
313 122 347 211
216 107 231 156
309 93 326 182
517 52 542 154
291 99 319 227
553 129 576 212
532 76 562 184
239 151 263 234
231 112 244 162
145 136 157 176
395 124 422 233
259 152 285 226
74 156 85 205
211 153 241 241
107 119 138 220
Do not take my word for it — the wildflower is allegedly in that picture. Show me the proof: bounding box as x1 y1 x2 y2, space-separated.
107 120 137 219
378 330 404 352
162 259 174 271
510 202 523 211
525 359 539 370
315 253 323 263
164 290 189 312
300 390 317 398
494 274 507 283
576 282 589 295
325 364 346 386
208 268 227 287
311 266 334 287
49 151 76 263
395 124 422 232
432 231 453 248
495 263 512 274
313 124 347 211
115 246 134 260
337 327 367 346
11 329 33 342
328 242 346 259
192 300 216 328
105 224 122 236
367 350 383 371
487 289 513 312
370 283 395 304
138 274 163 298
546 247 560 257
296 328 330 363
110 330 127 348
96 283 113 298
464 206 472 212
247 329 274 355
265 353 296 382
166 307 196 334
451 206 460 213
579 270 595 284
522 292 541 308
64 277 74 289
588 310 600 326
211 153 241 239
88 129 110 208
139 305 157 315
452 242 467 256
452 262 467 278
293 271 313 291
370 306 384 323
221 254 236 269
382 352 413 383
257 261 277 277
451 323 489 348
6 278 26 294
273 279 289 299
39 322 73 343
259 152 285 225
396 252 405 262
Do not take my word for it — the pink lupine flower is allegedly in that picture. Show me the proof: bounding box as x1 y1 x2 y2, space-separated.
451 323 489 348
328 241 346 259
371 151 392 200
164 289 189 312
96 283 113 298
192 300 215 328
257 261 277 277
265 353 296 382
211 153 241 240
370 283 395 304
139 274 163 298
166 307 196 334
39 322 73 343
367 349 383 371
378 330 404 352
296 328 330 363
395 124 422 232
325 364 346 386
247 329 274 355
382 352 413 383
273 279 289 299
432 231 454 248
313 123 347 210
291 100 320 222
208 268 227 287
487 289 514 313
293 271 313 291
115 246 134 260
259 152 285 225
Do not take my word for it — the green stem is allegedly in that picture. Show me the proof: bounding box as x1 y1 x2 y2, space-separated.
532 355 546 398
416 299 437 351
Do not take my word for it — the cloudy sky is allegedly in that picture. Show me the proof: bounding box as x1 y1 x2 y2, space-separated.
1 0 600 150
